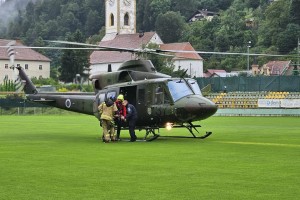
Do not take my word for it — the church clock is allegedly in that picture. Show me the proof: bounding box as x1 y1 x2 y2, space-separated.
109 0 115 6
123 0 131 6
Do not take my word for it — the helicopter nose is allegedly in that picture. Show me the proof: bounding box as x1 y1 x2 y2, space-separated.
185 97 218 120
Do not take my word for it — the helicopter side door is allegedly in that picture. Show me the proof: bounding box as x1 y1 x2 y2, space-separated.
119 86 137 106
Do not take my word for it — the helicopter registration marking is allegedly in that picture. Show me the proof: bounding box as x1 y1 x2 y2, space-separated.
65 99 72 108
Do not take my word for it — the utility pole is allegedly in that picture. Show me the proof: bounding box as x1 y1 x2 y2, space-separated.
247 41 251 71
297 38 300 75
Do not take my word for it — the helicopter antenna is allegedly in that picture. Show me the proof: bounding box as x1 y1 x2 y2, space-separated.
127 71 135 82
177 69 188 83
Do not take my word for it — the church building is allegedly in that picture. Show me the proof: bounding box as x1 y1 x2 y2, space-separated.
90 0 203 77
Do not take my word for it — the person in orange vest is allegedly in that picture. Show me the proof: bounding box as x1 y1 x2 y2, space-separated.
98 98 118 143
115 94 127 140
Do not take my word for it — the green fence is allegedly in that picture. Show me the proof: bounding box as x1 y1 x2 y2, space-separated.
0 99 74 115
197 76 300 92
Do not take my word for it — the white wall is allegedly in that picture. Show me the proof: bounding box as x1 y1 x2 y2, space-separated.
0 60 50 84
90 62 123 75
173 59 204 78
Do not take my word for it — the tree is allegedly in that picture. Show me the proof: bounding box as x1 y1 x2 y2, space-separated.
155 11 186 43
85 10 102 37
170 0 198 19
59 30 90 82
276 23 300 54
290 0 300 25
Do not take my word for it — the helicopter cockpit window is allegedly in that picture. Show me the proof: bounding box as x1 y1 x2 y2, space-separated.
107 91 117 101
167 80 193 102
188 79 202 95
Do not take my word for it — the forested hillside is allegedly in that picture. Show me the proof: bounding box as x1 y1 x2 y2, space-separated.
0 0 299 77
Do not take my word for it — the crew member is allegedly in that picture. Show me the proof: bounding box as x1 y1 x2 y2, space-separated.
98 98 118 143
115 94 126 140
122 100 138 142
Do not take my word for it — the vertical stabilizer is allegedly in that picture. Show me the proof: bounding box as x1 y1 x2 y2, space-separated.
17 66 38 94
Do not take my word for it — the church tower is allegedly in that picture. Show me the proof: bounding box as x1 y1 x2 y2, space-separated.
102 0 136 41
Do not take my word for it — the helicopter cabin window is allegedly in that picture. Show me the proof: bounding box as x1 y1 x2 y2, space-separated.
188 79 202 95
167 80 193 102
98 93 105 105
110 14 114 26
153 84 171 104
124 13 129 26
107 91 117 100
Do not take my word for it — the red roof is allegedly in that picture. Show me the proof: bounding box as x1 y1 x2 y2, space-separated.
204 69 227 77
265 61 291 75
90 32 159 64
0 39 51 62
160 42 203 60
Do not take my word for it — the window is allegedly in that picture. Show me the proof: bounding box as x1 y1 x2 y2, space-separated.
39 65 42 70
5 64 8 69
110 13 114 26
98 93 105 105
188 79 202 95
124 13 129 26
167 80 193 102
107 91 117 100
25 64 28 70
153 84 171 104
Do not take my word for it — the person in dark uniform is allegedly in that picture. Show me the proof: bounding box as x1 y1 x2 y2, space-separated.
122 100 137 142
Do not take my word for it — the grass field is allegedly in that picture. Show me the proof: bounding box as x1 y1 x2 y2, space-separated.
0 115 299 200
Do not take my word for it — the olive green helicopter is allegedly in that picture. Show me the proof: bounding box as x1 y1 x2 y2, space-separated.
4 40 295 141
4 40 219 141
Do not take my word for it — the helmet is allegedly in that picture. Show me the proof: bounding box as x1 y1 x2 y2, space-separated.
117 94 124 101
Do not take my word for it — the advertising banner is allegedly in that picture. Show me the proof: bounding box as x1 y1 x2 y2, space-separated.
258 99 281 108
281 99 300 108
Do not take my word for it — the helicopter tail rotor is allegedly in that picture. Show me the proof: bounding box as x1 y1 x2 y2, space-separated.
6 41 24 92
6 41 37 94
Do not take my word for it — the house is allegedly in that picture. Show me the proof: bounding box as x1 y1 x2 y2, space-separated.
90 32 163 74
204 69 227 78
0 39 51 84
260 61 293 76
160 43 203 77
187 9 219 23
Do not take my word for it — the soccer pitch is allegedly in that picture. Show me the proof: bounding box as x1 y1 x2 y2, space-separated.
0 115 299 200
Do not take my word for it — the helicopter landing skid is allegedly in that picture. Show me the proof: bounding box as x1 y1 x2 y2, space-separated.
118 127 160 142
143 127 160 142
162 123 212 139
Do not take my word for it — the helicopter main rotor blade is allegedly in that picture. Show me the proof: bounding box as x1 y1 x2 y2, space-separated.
1 40 298 58
46 40 139 52
46 40 176 57
0 45 107 50
156 49 299 58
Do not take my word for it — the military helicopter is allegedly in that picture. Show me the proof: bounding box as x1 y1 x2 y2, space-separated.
3 40 219 141
4 40 297 141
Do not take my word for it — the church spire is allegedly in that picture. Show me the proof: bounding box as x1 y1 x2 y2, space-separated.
103 0 136 41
